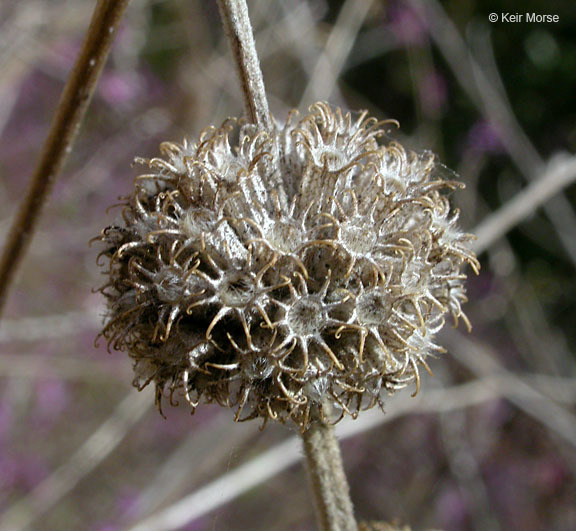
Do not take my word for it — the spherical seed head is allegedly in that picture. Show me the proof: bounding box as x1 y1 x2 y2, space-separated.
95 102 479 429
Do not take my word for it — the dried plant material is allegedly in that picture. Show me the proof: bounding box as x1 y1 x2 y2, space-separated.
95 102 478 429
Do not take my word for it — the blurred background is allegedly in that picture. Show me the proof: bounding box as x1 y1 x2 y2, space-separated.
1 0 575 529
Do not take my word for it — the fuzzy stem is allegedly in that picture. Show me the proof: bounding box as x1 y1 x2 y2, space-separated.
216 0 272 130
0 0 131 317
302 420 357 531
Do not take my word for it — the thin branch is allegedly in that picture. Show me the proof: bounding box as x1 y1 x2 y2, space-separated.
439 411 500 531
126 380 502 531
128 435 301 531
444 330 576 449
186 2 313 124
131 413 258 521
0 353 129 381
0 390 151 531
279 0 346 106
473 155 576 254
299 0 374 106
0 0 131 317
196 2 336 121
217 0 271 129
301 421 357 531
407 0 542 175
407 0 576 264
0 309 100 343
127 370 576 530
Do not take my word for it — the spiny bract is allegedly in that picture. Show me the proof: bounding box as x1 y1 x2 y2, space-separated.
96 102 478 429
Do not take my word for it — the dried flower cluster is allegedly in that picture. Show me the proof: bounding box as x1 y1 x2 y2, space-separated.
96 102 478 429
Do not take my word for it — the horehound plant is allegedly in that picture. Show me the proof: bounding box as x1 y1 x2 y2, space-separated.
95 1 478 529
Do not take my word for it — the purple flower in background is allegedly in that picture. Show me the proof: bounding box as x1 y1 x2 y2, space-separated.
0 455 19 492
388 2 428 46
117 488 140 519
0 453 47 492
91 523 120 531
0 403 13 444
45 38 80 73
20 456 48 489
534 457 568 494
419 71 447 117
437 485 470 530
483 458 539 529
181 518 213 531
34 378 69 422
465 120 505 155
99 72 142 106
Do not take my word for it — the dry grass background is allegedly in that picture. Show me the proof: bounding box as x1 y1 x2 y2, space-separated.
0 0 575 529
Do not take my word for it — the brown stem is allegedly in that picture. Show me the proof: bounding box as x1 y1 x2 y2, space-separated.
0 0 131 317
302 421 357 531
216 0 272 130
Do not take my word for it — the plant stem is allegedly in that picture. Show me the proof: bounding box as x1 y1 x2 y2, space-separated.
302 420 357 531
0 0 131 318
216 0 272 130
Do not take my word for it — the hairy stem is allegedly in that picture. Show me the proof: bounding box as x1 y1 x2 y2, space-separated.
217 0 272 130
0 0 131 317
302 420 357 531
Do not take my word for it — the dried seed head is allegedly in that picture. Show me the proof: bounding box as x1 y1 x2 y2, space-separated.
95 102 478 430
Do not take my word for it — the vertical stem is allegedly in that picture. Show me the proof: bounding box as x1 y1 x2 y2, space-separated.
0 0 131 317
216 0 272 130
302 421 357 531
